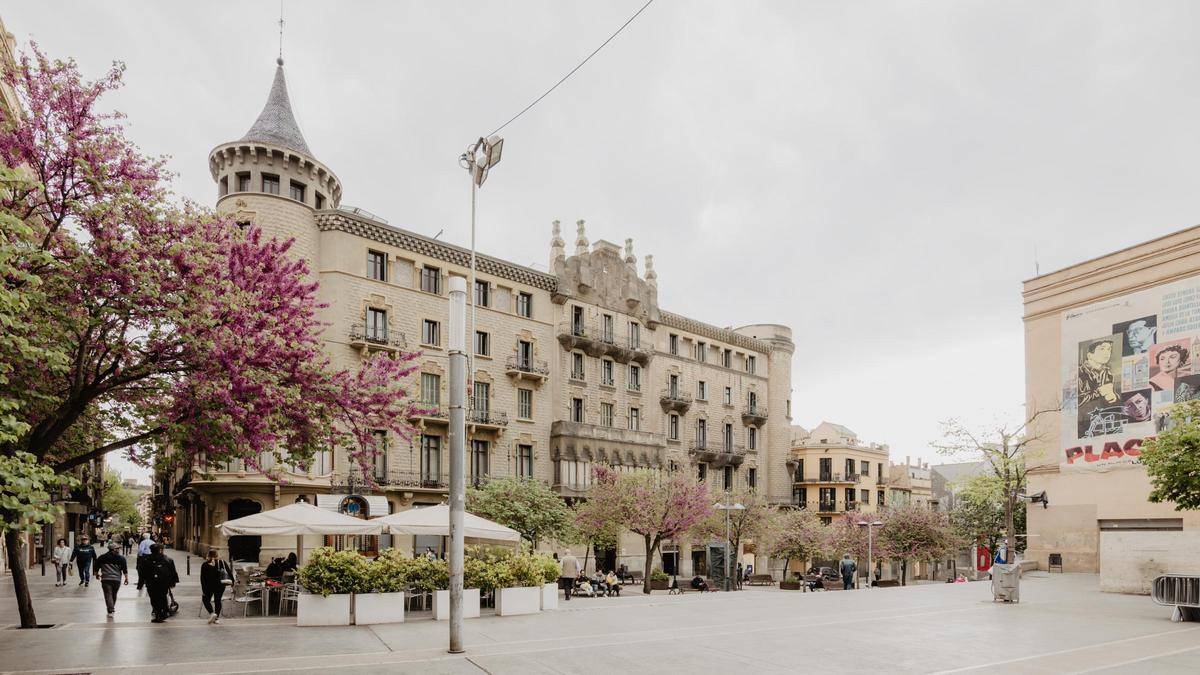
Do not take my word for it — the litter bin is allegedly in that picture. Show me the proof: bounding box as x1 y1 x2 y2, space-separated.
991 563 1020 603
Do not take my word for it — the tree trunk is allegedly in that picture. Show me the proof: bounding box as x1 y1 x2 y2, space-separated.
1004 496 1016 565
582 542 591 576
781 557 790 580
901 559 907 586
4 529 38 628
642 534 655 595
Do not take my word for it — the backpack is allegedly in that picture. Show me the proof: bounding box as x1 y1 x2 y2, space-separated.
149 556 173 584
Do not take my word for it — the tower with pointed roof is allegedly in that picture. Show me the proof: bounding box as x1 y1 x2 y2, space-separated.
207 58 341 270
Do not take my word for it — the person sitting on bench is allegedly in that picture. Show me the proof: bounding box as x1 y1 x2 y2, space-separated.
691 575 710 592
605 570 621 596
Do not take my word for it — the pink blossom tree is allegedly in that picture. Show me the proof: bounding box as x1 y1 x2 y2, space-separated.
582 465 713 594
825 510 881 584
0 46 419 627
877 504 959 585
764 507 827 580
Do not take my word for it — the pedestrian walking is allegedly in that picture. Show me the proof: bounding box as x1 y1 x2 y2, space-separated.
94 542 129 617
145 544 178 623
136 532 153 590
559 549 580 601
200 549 233 625
839 553 857 590
52 538 72 587
70 535 97 588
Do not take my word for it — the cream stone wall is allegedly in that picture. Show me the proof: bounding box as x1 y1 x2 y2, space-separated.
1023 224 1200 585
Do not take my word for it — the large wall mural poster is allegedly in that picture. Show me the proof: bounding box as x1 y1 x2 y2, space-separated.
1060 274 1200 471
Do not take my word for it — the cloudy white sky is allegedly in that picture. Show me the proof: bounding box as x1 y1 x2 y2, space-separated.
10 1 1200 482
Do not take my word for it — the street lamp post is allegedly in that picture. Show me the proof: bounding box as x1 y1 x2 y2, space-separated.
857 520 883 590
449 136 503 655
713 495 745 592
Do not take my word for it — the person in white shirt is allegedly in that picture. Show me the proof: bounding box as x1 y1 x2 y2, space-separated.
52 539 72 587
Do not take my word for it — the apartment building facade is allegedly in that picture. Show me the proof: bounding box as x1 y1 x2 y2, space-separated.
161 60 795 572
788 422 892 520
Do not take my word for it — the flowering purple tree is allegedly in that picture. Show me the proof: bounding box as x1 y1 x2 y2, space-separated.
824 510 881 583
583 465 713 594
0 47 419 627
878 504 959 585
765 507 827 580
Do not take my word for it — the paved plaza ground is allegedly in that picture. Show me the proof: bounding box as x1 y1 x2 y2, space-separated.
2 550 1199 674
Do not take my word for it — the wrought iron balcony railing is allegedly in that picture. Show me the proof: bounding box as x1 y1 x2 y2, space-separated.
349 323 406 350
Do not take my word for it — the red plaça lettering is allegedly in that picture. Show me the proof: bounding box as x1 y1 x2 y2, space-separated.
1100 441 1124 459
1064 447 1083 464
1083 445 1100 462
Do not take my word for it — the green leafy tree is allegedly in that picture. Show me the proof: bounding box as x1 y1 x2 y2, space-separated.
571 497 620 575
1 452 78 623
1141 399 1200 509
100 470 141 532
466 477 574 548
948 472 1025 554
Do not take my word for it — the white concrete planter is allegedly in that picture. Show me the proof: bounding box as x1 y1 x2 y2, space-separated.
434 588 481 621
540 582 559 611
354 592 405 625
496 586 541 616
297 593 352 626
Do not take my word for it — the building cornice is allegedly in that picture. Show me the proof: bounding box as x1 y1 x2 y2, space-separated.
315 211 559 292
659 311 771 353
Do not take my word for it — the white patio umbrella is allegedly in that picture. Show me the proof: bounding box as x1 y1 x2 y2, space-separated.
217 502 384 563
371 504 520 542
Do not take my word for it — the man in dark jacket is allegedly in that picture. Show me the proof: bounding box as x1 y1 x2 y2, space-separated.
145 544 179 623
70 535 97 588
840 554 857 590
94 542 129 617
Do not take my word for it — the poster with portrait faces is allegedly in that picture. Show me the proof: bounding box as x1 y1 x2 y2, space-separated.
1060 274 1200 471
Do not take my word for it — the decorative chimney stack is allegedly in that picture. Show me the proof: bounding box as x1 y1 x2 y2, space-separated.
550 219 565 272
574 219 589 256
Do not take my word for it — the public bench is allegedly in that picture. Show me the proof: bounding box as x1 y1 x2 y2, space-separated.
747 574 775 586
874 579 900 588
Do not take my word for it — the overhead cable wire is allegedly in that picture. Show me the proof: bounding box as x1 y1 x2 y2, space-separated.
487 0 656 137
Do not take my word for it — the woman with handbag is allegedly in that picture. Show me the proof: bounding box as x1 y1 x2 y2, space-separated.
52 538 72 587
199 549 233 624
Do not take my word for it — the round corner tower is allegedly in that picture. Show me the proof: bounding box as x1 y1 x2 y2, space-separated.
731 324 795 500
207 58 341 270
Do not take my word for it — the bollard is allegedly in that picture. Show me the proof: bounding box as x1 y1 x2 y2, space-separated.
186 555 191 575
41 553 45 577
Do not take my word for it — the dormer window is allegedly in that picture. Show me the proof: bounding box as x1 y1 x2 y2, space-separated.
262 174 280 195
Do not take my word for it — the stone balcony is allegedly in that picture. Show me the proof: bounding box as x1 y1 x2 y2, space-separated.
660 388 693 413
504 355 550 383
348 323 406 354
741 404 768 426
556 322 652 366
550 420 665 469
688 442 747 467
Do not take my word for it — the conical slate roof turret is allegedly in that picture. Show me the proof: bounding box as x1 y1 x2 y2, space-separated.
241 59 312 156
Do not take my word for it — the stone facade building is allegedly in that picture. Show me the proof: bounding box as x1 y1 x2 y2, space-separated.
1024 224 1200 593
788 422 892 520
161 60 795 574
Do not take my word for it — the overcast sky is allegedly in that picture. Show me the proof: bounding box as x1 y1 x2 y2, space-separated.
10 1 1200 482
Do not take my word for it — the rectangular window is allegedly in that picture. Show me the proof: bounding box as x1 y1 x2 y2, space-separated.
289 181 305 202
472 382 489 413
669 334 679 355
629 322 641 349
370 429 387 480
747 355 756 374
518 340 533 369
517 292 533 318
518 389 533 419
571 353 585 380
696 341 707 362
748 391 758 410
236 172 250 192
878 463 884 482
861 460 869 476
474 330 490 356
697 381 707 400
367 250 387 281
422 319 440 346
861 489 870 504
846 458 855 477
420 266 441 294
518 444 533 478
315 192 326 210
471 440 489 484
723 466 733 491
723 387 732 405
820 457 832 480
747 468 757 490
668 374 679 397
602 315 614 343
794 486 807 507
795 458 804 482
748 427 757 450
421 435 441 482
571 397 585 423
819 487 836 510
474 280 490 307
629 407 640 431
601 402 614 427
697 463 708 482
571 306 585 335
628 364 641 391
723 423 733 451
366 307 387 342
219 176 229 196
669 414 679 440
420 373 441 405
723 349 732 368
696 419 707 447
845 488 856 508
262 174 280 195
601 360 614 385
